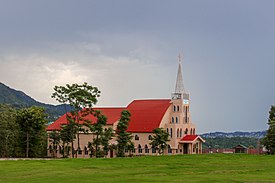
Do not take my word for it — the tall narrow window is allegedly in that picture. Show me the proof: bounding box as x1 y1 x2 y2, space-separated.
138 144 142 153
170 128 173 138
135 135 139 140
185 128 188 135
180 128 182 137
148 135 152 140
172 117 174 123
177 128 179 138
173 105 176 112
176 117 178 123
145 145 149 153
190 128 193 135
193 128 196 135
166 128 169 134
168 145 172 154
177 105 180 111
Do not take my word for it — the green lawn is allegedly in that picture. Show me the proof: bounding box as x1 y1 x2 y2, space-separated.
0 154 275 183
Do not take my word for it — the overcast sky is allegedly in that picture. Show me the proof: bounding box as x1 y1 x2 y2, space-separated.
0 0 274 133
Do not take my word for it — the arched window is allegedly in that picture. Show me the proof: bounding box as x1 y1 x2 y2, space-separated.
190 128 193 135
145 145 149 153
177 105 180 111
84 146 88 155
166 128 169 134
180 128 182 137
172 117 174 123
185 128 188 135
170 128 173 138
176 117 178 123
193 128 196 135
148 135 152 140
177 128 179 138
173 105 176 112
135 135 139 141
168 145 172 154
152 146 156 153
138 144 142 153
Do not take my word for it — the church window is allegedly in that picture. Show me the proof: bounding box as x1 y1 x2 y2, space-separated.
170 128 173 138
166 128 169 134
78 147 82 155
135 135 139 141
148 135 152 140
177 105 180 111
152 147 156 153
185 128 188 135
145 145 149 153
177 128 179 138
84 146 89 155
168 145 172 154
138 144 142 153
176 117 178 123
190 128 193 135
173 105 176 112
193 128 196 135
180 128 182 137
172 117 174 123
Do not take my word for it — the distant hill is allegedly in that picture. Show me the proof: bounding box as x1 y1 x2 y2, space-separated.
0 82 73 122
201 131 266 139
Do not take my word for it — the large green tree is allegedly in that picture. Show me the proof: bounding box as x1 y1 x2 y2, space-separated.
0 104 19 158
16 106 48 158
150 128 170 155
262 105 275 154
116 110 133 157
52 82 100 158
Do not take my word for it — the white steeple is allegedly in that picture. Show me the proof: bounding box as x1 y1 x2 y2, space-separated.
172 54 189 100
175 54 185 93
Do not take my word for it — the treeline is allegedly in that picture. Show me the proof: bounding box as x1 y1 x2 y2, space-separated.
0 104 47 158
202 136 260 149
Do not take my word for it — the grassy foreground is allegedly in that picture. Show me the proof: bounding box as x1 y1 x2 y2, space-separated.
0 154 275 183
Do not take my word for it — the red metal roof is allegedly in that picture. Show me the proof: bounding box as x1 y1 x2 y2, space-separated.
180 135 205 143
46 107 125 131
46 99 171 132
126 99 171 133
181 135 198 141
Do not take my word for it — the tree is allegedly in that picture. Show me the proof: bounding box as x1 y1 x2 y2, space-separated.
48 130 61 158
101 127 114 157
52 82 100 158
0 104 19 158
150 128 170 155
16 106 48 158
262 106 275 154
88 111 107 158
116 110 133 157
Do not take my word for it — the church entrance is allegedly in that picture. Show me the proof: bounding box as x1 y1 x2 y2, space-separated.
183 144 188 154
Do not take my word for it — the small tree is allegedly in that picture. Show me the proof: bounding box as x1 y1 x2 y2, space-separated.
52 82 100 158
88 111 107 158
116 110 133 157
262 105 275 154
16 106 47 158
48 130 61 158
150 128 169 155
101 128 114 157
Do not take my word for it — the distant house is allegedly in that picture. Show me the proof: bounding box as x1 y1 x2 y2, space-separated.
233 144 248 153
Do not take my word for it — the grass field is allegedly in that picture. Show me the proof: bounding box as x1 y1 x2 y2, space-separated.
1 154 275 183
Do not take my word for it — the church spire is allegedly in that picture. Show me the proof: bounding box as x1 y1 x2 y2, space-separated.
175 54 185 93
172 54 189 100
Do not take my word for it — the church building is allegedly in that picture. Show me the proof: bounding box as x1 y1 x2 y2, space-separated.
46 56 205 157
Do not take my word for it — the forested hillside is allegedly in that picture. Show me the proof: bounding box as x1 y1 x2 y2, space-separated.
0 82 72 122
